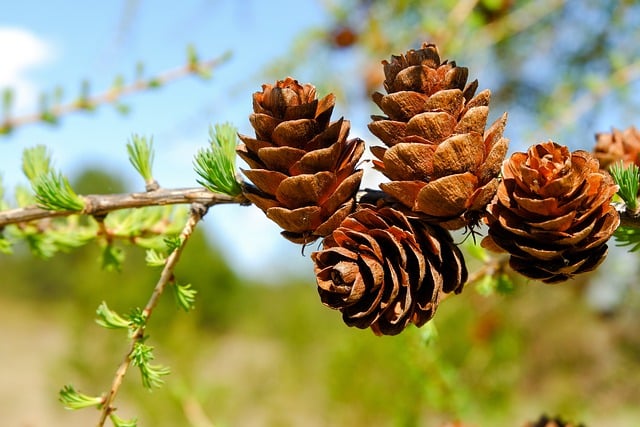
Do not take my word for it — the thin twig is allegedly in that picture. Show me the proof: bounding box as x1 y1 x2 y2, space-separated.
1 53 231 133
0 187 248 228
96 202 208 427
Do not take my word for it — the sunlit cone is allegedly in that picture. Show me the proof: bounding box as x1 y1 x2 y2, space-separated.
311 204 467 336
482 141 619 284
368 42 509 230
237 77 365 244
593 126 640 169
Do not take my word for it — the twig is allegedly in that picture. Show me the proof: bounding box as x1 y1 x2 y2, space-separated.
0 187 248 228
1 52 231 134
96 202 208 426
616 202 640 228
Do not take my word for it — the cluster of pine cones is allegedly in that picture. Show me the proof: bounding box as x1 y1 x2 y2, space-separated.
237 43 622 336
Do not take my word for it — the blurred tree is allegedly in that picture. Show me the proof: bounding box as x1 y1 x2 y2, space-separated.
267 0 640 146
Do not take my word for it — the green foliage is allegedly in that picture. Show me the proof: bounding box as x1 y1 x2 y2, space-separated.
11 219 94 259
126 135 155 183
127 307 147 330
22 145 53 182
164 235 183 254
131 341 171 390
59 385 103 410
110 413 138 427
476 272 515 296
172 282 197 312
0 235 11 255
194 123 242 196
33 171 85 211
96 301 131 330
105 206 188 251
614 226 640 252
610 162 640 212
145 249 166 267
101 243 125 272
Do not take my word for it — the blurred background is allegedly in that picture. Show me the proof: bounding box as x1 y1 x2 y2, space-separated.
2 0 640 425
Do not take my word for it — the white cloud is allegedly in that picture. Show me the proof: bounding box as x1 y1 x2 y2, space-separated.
0 27 54 112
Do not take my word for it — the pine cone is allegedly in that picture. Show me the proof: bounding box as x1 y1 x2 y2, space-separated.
237 77 365 244
523 414 586 427
594 126 640 169
368 43 508 230
311 204 467 336
482 141 619 283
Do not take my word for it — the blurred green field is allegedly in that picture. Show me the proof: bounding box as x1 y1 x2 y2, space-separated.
2 222 640 427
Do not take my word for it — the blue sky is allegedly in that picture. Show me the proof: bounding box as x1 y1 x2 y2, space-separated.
0 0 339 282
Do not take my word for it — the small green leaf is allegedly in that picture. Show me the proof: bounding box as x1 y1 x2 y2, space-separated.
186 44 199 70
15 185 35 207
22 145 53 182
464 240 489 261
2 88 14 115
96 301 131 330
495 273 515 294
193 123 242 196
110 413 138 427
131 341 171 390
135 61 145 81
75 79 94 110
145 249 167 267
101 244 124 272
0 235 12 254
610 161 639 212
24 232 58 258
127 307 147 330
33 171 85 211
614 226 640 252
475 274 496 296
164 235 182 253
115 103 131 115
112 74 125 91
53 85 64 104
40 110 59 125
59 385 103 410
126 135 155 182
173 283 197 312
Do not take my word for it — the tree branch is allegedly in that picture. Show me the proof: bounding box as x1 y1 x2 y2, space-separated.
97 202 208 426
0 187 248 228
1 52 231 134
616 202 640 228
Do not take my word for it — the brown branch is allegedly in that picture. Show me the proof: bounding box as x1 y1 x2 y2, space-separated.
97 202 207 427
0 187 248 228
1 52 231 134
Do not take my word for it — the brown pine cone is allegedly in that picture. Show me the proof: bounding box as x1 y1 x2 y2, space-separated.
368 42 508 230
482 141 619 283
311 204 467 336
594 126 640 169
523 414 586 427
237 77 365 244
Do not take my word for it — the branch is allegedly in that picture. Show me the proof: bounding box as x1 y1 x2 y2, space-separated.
1 52 231 134
616 202 640 228
0 187 248 228
97 202 207 426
